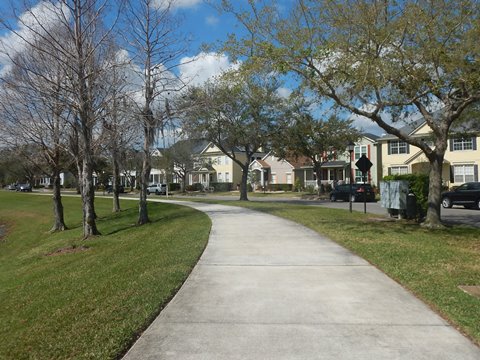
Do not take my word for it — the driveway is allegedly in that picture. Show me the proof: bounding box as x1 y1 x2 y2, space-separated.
123 200 480 359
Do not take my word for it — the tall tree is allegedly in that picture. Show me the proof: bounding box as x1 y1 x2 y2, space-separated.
0 0 118 237
273 98 359 193
180 68 285 201
220 0 480 227
122 0 186 224
100 49 138 212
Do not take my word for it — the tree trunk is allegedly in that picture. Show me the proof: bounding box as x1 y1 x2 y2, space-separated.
423 153 445 228
82 159 100 238
314 162 323 195
50 170 67 232
138 153 151 225
112 153 121 213
239 165 249 201
181 173 187 193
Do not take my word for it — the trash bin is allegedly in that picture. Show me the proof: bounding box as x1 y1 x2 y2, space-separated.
406 192 417 219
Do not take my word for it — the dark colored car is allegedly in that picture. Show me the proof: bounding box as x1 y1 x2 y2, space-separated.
330 183 376 202
16 183 32 192
441 182 480 209
106 184 125 194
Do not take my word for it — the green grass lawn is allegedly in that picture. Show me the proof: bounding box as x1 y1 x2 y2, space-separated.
0 192 211 359
199 199 480 346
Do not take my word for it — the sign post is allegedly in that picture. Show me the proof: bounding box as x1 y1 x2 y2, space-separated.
355 155 373 214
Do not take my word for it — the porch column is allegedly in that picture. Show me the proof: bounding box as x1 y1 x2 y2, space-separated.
260 169 264 188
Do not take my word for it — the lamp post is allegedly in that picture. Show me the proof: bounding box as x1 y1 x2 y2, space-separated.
346 141 355 213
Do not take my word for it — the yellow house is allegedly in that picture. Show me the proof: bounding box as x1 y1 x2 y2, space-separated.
379 119 479 188
188 142 264 189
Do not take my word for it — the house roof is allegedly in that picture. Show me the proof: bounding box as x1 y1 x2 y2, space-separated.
287 156 314 169
379 118 426 141
170 139 209 154
361 133 380 142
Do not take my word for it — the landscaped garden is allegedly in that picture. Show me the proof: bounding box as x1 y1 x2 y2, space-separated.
0 192 211 359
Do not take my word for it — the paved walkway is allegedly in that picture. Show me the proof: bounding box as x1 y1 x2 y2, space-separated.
123 201 480 360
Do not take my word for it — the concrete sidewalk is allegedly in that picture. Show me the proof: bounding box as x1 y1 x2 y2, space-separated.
123 201 480 360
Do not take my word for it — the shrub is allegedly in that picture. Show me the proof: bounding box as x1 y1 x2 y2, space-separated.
383 174 429 216
294 178 303 192
268 184 293 192
209 182 233 192
168 183 181 191
185 183 203 192
305 185 316 194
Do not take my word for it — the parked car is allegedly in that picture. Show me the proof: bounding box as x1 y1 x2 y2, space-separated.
7 184 17 191
146 183 167 195
330 183 376 202
106 184 125 194
441 182 480 209
16 183 32 192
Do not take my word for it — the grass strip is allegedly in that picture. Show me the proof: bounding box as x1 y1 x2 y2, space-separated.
0 192 210 359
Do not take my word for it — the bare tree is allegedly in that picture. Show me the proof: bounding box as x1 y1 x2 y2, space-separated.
100 48 139 212
122 0 187 224
0 31 72 232
1 0 120 237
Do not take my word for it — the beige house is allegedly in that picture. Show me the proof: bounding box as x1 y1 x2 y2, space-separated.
249 153 296 189
188 142 264 189
378 120 479 187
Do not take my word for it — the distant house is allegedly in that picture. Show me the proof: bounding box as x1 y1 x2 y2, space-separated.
378 119 480 187
188 142 265 189
249 153 296 189
351 133 382 186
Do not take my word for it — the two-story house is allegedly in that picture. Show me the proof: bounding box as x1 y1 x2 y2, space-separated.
378 119 479 187
188 142 265 189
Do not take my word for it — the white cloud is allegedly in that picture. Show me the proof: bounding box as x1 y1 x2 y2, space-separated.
276 87 292 99
153 0 202 10
179 52 240 86
0 1 69 71
205 15 219 26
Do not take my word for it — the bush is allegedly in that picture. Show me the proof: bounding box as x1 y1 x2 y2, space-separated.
294 178 303 192
168 183 181 192
305 185 316 194
383 174 429 216
268 184 293 192
185 183 203 192
209 182 233 192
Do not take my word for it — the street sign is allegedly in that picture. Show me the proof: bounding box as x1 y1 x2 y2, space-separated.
355 154 373 173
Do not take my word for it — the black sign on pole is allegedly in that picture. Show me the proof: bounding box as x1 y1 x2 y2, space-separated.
355 154 373 173
355 155 373 214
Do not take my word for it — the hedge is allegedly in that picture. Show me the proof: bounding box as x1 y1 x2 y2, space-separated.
267 183 293 191
209 182 233 192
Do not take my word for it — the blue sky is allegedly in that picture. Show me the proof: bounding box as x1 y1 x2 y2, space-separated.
0 0 384 135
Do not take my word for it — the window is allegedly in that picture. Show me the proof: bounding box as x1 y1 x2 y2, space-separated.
286 173 292 184
355 170 367 183
389 166 409 175
453 165 475 183
354 145 367 160
218 172 223 182
452 138 473 151
388 140 408 154
271 173 277 184
225 172 230 182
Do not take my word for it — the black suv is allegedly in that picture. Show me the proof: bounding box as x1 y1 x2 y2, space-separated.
330 183 376 202
441 182 480 209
